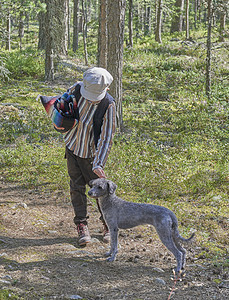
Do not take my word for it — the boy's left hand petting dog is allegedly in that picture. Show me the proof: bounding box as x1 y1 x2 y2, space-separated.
93 167 106 178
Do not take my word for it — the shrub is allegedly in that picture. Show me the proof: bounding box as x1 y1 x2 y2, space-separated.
4 48 44 79
0 55 10 80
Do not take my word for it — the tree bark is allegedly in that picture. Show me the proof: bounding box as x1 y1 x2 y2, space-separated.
170 0 184 33
128 0 133 47
18 10 25 50
45 0 55 81
185 0 189 39
155 0 163 43
194 0 197 29
6 9 11 51
219 9 226 42
63 0 69 54
73 0 79 52
38 0 46 50
44 0 69 80
82 0 88 65
98 0 108 68
154 0 158 34
206 0 212 100
144 2 151 35
107 0 126 131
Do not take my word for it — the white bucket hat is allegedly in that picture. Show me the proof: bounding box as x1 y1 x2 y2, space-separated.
80 67 113 101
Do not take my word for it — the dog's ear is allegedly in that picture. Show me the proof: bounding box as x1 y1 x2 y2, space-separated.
107 180 117 195
88 180 95 188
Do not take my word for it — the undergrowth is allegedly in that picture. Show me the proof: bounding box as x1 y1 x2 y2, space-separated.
0 32 228 262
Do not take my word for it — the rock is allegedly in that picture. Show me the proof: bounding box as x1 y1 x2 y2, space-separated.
81 263 88 267
212 195 222 201
197 255 206 260
134 234 142 239
2 275 12 281
0 279 11 285
48 230 58 234
68 295 83 299
91 238 100 243
11 203 28 209
127 257 134 262
147 238 153 244
155 278 166 285
152 267 165 273
219 281 229 289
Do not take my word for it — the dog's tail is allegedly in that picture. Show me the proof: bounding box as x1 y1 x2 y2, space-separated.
178 232 195 243
173 226 195 243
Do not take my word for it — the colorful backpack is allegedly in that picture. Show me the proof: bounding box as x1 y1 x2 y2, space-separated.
39 83 81 133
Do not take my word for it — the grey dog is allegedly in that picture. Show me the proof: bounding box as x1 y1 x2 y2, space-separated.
88 178 195 274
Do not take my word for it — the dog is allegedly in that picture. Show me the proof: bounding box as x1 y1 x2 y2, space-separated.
88 178 195 275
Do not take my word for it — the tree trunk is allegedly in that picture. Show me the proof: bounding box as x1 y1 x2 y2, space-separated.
87 0 92 22
128 0 133 47
51 0 68 56
98 0 108 68
18 10 25 50
219 10 226 42
44 0 69 80
63 0 69 54
154 0 158 34
155 0 163 43
185 0 189 39
38 0 46 50
194 0 197 29
67 0 71 50
206 0 212 100
198 0 202 23
144 3 151 35
107 0 126 131
45 0 55 81
82 0 88 65
6 9 11 51
73 0 79 52
170 0 184 33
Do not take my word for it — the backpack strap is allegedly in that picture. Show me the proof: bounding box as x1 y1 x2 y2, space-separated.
93 93 115 148
69 83 115 149
70 83 82 103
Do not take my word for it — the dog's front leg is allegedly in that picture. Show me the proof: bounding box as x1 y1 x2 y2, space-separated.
106 227 119 262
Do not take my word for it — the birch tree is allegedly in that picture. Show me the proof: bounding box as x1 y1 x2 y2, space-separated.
155 0 163 43
186 0 190 39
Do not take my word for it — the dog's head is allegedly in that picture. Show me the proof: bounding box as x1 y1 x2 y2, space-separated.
88 178 117 198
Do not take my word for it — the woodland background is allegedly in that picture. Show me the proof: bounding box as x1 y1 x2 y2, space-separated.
0 0 229 299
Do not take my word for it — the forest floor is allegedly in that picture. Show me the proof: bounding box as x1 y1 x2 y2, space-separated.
0 180 228 300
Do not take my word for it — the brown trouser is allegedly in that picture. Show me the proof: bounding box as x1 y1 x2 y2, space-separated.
65 147 105 226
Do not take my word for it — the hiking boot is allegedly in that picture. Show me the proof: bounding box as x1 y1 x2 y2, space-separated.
102 225 110 244
77 223 91 246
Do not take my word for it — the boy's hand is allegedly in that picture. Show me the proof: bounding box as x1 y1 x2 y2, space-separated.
93 167 106 178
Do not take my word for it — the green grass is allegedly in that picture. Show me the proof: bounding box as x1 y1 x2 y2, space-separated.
0 290 20 300
0 32 229 263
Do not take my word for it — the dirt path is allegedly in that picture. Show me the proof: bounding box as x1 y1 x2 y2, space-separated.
0 181 228 299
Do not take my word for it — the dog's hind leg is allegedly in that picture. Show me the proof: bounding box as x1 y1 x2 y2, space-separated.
105 226 119 262
173 238 186 271
156 228 183 274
